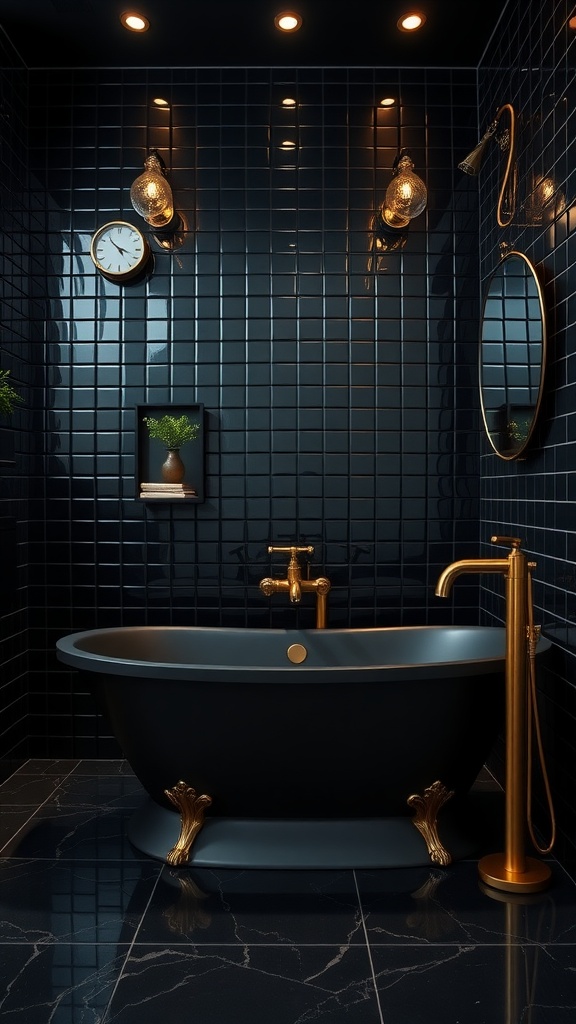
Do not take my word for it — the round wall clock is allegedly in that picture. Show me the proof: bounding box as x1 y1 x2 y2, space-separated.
89 220 151 282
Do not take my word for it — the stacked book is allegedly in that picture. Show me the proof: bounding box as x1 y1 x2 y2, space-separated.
140 482 197 499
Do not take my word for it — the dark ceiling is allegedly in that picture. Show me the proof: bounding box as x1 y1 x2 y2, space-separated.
0 0 507 69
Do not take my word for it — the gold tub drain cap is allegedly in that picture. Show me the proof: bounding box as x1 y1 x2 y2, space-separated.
287 643 307 664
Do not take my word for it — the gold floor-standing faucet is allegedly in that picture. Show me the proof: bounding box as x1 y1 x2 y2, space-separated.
259 545 331 628
435 536 552 894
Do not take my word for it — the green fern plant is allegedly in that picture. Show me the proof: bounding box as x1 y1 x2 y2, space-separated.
143 414 200 449
0 369 23 417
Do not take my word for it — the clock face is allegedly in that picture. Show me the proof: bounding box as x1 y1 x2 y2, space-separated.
90 221 150 281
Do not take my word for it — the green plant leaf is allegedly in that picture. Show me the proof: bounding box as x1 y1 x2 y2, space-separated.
143 414 200 449
0 369 23 417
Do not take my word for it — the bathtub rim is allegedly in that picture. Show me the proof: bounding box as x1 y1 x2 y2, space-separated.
55 624 551 684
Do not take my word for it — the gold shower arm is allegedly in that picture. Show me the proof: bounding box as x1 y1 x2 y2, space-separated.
495 103 517 228
459 102 517 228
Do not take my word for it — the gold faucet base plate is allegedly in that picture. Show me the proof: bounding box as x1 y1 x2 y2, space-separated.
478 852 552 893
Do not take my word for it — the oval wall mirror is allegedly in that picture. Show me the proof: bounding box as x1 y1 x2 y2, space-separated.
479 250 547 460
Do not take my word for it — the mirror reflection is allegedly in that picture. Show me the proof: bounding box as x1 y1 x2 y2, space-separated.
479 251 546 460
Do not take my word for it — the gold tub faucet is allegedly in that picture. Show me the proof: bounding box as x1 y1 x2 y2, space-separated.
259 545 331 628
435 535 552 895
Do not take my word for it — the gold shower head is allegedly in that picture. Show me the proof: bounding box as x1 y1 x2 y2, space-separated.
458 119 499 175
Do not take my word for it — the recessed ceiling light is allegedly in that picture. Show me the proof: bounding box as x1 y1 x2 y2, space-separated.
274 11 303 32
397 12 426 32
120 11 150 33
380 97 396 107
282 97 297 107
153 97 170 107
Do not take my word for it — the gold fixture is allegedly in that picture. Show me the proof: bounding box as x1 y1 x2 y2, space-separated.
287 643 308 664
274 11 302 32
458 103 517 227
164 780 212 866
164 875 212 935
397 12 426 32
522 174 565 226
130 150 175 229
372 99 428 255
120 11 150 32
526 572 556 856
407 780 454 866
381 151 428 229
259 545 331 628
435 536 553 893
130 149 187 252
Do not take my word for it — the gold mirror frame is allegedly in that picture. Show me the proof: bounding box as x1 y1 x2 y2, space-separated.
479 251 547 461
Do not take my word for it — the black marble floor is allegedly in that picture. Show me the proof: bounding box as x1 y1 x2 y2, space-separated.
0 759 575 1023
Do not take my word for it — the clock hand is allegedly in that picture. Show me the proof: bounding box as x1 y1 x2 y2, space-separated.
110 239 128 256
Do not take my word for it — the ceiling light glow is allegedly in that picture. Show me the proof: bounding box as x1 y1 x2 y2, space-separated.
397 12 426 32
274 11 303 32
120 11 150 32
380 97 396 107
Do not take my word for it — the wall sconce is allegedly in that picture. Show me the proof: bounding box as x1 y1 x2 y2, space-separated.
381 150 427 228
373 148 428 253
458 103 517 227
130 150 187 251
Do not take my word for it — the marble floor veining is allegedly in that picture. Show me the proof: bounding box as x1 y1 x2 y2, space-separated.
0 759 575 1023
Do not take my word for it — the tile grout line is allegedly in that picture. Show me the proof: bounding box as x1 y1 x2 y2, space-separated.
353 868 385 1024
99 865 165 1022
0 762 83 855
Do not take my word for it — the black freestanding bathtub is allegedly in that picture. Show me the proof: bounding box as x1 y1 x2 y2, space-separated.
56 624 548 870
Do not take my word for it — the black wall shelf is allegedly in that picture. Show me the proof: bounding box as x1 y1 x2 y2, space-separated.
136 404 205 503
0 428 15 466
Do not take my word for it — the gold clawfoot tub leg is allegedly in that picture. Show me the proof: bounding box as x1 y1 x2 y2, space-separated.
164 780 213 866
407 780 454 866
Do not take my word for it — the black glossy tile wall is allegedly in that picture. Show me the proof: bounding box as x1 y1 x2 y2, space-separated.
0 32 38 777
477 0 576 878
20 66 484 756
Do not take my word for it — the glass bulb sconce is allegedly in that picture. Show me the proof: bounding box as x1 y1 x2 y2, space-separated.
371 149 428 255
130 150 187 251
130 151 174 228
380 151 428 229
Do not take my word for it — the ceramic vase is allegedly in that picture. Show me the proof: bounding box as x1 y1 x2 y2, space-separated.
161 448 185 483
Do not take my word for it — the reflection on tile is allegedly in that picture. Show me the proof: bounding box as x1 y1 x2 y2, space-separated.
0 761 575 1024
0 858 161 943
371 943 576 1024
44 774 146 809
357 861 576 946
16 760 81 776
0 810 40 854
104 945 381 1024
137 866 364 945
0 806 145 861
0 943 129 1024
70 759 136 777
0 775 66 808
